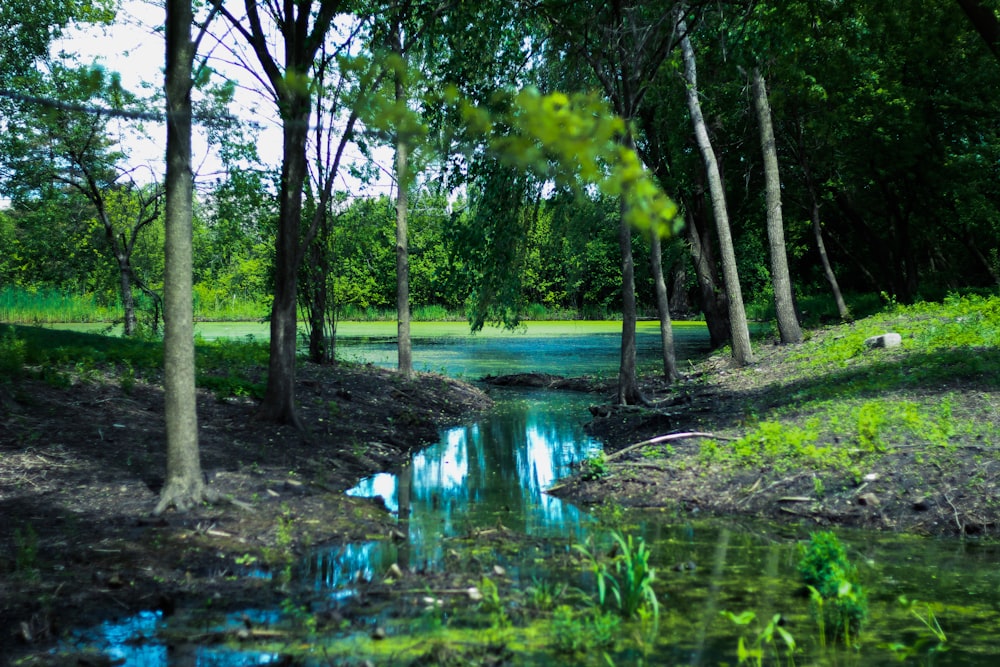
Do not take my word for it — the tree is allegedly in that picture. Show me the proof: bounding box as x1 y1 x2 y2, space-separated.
156 0 218 514
1 63 164 336
750 66 802 344
678 11 753 365
212 0 344 427
543 0 683 397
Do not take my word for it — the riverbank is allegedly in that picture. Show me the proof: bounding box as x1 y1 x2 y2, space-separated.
555 296 1000 538
0 355 491 663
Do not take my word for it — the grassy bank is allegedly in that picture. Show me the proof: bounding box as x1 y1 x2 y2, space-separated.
573 292 1000 536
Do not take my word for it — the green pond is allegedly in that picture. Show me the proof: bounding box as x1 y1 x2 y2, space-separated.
63 322 1000 665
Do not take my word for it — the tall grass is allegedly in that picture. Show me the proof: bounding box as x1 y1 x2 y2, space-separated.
0 287 119 324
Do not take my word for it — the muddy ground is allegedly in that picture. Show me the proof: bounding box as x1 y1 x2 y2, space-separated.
1 326 998 664
556 331 1000 540
0 361 491 664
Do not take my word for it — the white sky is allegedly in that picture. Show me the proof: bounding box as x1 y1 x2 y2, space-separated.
49 0 395 198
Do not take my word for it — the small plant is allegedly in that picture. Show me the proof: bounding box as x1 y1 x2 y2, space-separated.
550 604 619 656
477 576 509 629
721 610 796 667
576 530 659 624
579 452 609 480
120 360 135 395
798 531 867 646
525 576 566 611
14 525 39 579
0 327 27 379
883 596 948 662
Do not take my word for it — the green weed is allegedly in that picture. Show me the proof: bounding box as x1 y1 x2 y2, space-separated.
575 530 659 624
798 532 867 647
580 452 609 480
721 610 796 667
14 525 39 579
550 604 619 656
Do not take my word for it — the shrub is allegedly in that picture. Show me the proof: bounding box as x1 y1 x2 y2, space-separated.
798 531 868 646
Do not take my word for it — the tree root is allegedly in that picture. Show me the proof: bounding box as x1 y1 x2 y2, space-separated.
153 479 222 516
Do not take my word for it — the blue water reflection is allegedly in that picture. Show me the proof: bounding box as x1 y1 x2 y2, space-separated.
342 389 601 576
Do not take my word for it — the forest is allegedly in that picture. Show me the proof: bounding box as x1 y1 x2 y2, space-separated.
3 0 1000 664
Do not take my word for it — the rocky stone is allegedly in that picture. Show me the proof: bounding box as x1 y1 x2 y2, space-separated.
864 333 902 349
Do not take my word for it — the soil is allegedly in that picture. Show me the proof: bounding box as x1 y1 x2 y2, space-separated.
553 329 1000 541
0 361 491 664
2 325 998 664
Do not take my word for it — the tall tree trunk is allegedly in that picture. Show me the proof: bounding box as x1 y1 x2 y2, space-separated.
679 17 753 365
259 101 310 428
649 230 680 381
684 195 730 348
751 67 802 344
157 0 214 514
394 39 412 379
618 197 644 405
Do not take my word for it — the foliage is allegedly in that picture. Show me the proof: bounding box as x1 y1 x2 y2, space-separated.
550 604 619 656
720 610 796 667
575 531 659 624
883 596 948 662
0 326 28 379
798 532 867 646
579 452 609 481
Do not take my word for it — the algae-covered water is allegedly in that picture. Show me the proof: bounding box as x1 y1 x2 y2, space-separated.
65 323 1000 665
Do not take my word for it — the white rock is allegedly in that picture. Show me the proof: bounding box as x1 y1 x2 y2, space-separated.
864 333 902 349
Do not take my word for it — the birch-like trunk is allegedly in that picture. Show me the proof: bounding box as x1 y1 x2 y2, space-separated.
751 67 802 344
679 17 753 365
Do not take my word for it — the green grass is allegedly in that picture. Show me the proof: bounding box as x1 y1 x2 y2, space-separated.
0 324 268 398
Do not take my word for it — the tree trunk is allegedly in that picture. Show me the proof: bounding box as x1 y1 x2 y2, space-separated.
807 186 850 321
118 260 137 336
618 197 644 405
669 257 691 316
685 196 730 348
649 230 680 381
394 53 412 379
259 98 310 428
957 0 1000 61
679 18 753 365
751 67 802 344
156 0 214 515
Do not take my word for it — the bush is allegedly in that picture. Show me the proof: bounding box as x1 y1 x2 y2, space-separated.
798 531 868 646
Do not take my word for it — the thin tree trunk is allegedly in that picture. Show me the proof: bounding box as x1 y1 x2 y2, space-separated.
156 0 214 515
751 67 802 344
649 230 680 381
118 261 137 336
809 190 851 321
679 17 753 365
618 197 644 405
394 41 412 379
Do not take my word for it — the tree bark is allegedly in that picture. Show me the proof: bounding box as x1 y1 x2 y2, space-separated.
957 0 1000 61
157 0 215 515
679 16 753 365
394 32 412 379
118 260 137 336
751 67 802 344
805 180 850 321
649 230 680 381
685 200 729 348
617 197 644 405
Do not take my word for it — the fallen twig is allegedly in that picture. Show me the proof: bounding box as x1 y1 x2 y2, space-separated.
606 431 735 462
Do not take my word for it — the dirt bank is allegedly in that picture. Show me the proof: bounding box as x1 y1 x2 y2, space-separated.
552 323 1000 539
0 361 491 663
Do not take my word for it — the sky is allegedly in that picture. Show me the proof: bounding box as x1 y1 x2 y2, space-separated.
49 0 395 198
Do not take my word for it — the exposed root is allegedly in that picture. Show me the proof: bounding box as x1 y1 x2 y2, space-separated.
153 479 222 516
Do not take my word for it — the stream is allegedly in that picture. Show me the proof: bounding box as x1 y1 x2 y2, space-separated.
68 322 1000 665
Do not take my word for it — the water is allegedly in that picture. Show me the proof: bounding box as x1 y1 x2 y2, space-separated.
67 322 1000 665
